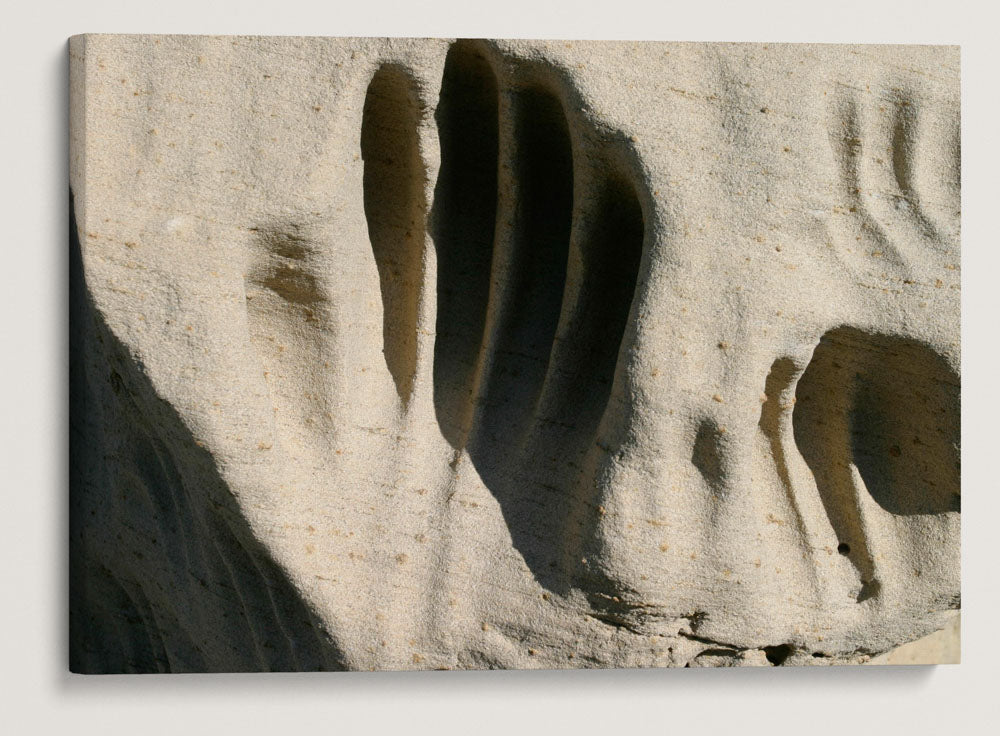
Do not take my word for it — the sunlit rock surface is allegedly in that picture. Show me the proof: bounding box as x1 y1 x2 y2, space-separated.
69 36 960 672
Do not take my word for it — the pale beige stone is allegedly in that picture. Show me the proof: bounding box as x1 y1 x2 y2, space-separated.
69 35 960 671
871 613 960 665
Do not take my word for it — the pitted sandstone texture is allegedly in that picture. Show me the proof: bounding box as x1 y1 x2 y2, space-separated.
69 36 960 672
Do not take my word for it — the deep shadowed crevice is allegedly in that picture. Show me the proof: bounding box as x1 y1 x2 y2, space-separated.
361 64 426 405
430 41 500 447
550 172 646 595
70 191 347 672
549 175 644 433
525 168 646 594
427 43 646 596
474 82 574 447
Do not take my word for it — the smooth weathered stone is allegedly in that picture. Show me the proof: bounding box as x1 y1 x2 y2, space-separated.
69 35 960 672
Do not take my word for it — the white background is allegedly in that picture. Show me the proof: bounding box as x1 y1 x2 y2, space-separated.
2 1 997 734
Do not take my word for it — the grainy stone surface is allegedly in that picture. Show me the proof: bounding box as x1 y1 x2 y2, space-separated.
69 35 960 672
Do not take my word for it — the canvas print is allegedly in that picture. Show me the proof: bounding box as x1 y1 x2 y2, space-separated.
68 36 960 672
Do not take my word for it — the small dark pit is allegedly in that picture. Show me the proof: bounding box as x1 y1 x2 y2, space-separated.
764 643 794 666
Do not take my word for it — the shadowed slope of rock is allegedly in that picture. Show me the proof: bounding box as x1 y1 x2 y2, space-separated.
70 192 348 673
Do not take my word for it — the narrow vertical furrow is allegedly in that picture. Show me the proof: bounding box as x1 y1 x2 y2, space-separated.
759 358 811 535
523 162 646 593
544 173 644 437
430 41 500 448
825 96 895 259
890 111 915 198
759 359 797 491
473 83 574 449
758 357 823 597
361 64 426 406
792 332 879 597
886 99 944 243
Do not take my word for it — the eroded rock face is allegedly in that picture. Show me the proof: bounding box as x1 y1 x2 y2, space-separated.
69 36 960 672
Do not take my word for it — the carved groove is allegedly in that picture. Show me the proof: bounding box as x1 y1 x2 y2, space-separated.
426 42 646 593
361 64 426 405
475 82 574 446
430 41 500 446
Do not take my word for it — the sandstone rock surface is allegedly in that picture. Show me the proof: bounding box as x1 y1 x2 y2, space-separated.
69 36 960 672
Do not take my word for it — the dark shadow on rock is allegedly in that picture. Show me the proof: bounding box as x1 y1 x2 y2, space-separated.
429 41 499 447
70 191 347 672
428 42 645 594
791 325 960 601
361 64 426 406
692 419 726 488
